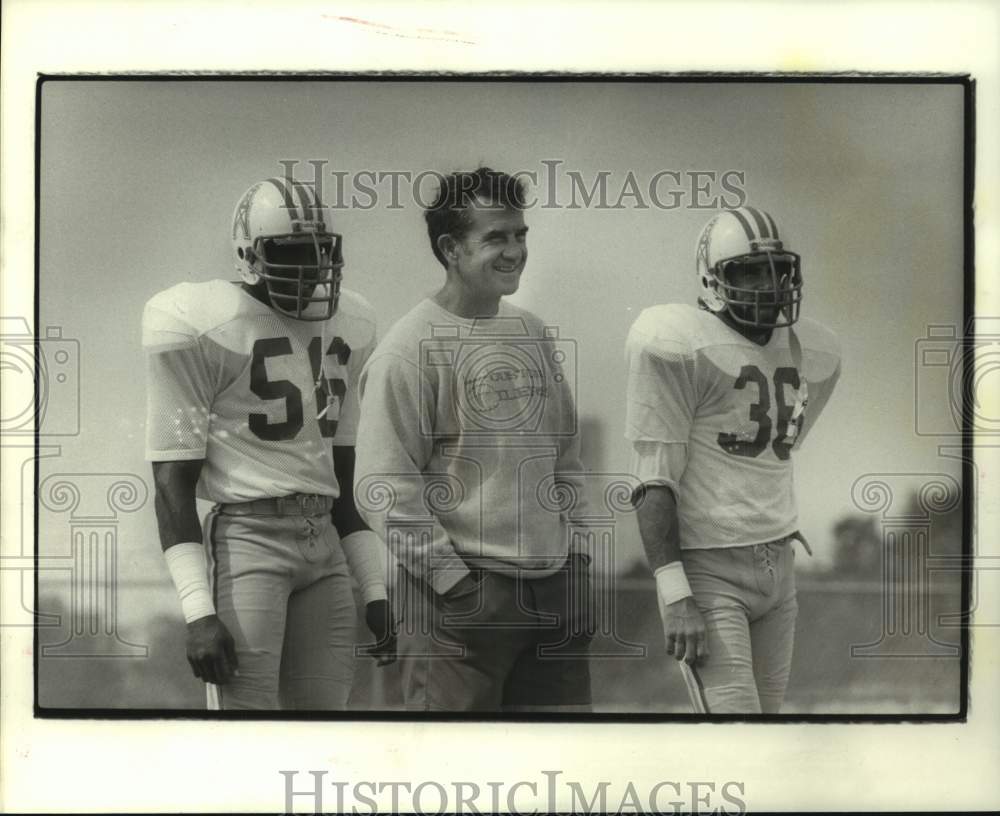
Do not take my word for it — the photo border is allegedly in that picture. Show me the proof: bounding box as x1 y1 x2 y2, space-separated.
3 3 997 811
31 71 974 725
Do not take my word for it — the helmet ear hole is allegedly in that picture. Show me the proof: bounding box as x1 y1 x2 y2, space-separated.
236 247 245 260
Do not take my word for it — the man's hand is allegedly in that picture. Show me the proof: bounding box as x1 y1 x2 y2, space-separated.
361 598 397 667
185 614 239 685
440 571 480 600
660 596 709 666
635 485 705 663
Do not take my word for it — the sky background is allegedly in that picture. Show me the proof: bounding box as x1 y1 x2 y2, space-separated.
33 80 965 609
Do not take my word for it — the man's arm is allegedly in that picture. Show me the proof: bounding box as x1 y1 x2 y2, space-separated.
332 445 395 666
354 353 471 595
634 484 708 666
152 459 238 685
331 445 373 538
624 314 708 665
153 459 205 549
634 483 683 572
551 370 591 561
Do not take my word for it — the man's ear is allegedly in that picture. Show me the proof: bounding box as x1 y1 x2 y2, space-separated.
437 234 458 263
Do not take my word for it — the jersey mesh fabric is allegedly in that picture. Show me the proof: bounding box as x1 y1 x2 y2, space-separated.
143 280 375 503
626 303 841 549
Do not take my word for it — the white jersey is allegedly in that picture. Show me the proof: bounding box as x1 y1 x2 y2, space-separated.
625 303 841 549
143 279 376 504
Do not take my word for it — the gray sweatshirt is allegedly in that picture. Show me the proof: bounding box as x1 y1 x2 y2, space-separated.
354 297 588 594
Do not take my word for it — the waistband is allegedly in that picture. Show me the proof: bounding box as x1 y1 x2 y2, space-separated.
216 493 334 517
681 530 812 555
753 531 811 556
756 532 796 548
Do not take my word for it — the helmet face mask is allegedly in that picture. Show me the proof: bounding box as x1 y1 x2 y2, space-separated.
232 178 344 321
714 250 802 329
696 207 803 330
249 232 343 321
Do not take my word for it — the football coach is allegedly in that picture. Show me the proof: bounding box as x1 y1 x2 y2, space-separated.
354 167 595 712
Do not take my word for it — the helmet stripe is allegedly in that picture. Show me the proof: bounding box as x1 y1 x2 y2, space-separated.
728 208 757 242
743 206 771 239
763 210 780 240
266 177 300 220
292 180 318 220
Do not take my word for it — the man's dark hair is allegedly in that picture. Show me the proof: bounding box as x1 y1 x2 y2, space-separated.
424 167 527 268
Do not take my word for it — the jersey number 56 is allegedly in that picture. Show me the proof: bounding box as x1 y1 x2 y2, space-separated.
248 336 349 441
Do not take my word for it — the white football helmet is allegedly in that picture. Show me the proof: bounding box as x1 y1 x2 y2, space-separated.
231 178 343 321
695 206 802 329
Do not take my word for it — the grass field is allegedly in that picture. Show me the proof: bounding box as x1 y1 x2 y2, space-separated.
36 573 962 714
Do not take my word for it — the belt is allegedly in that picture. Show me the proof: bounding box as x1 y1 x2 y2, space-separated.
218 493 334 517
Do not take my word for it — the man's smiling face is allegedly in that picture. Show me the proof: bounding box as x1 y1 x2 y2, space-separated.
452 201 528 301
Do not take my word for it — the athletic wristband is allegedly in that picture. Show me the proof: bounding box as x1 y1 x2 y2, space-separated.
163 542 216 623
341 530 389 604
654 561 693 607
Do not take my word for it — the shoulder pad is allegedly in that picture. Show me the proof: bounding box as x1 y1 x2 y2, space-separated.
792 317 841 380
142 280 246 350
627 304 705 358
794 317 841 358
331 286 378 349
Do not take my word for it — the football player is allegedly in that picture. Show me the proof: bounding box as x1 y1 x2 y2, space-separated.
143 177 394 710
625 207 841 714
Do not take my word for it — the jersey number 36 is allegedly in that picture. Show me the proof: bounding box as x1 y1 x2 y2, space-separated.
718 364 803 461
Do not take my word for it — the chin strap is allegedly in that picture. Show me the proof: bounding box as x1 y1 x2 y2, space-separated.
789 325 802 371
315 317 332 419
